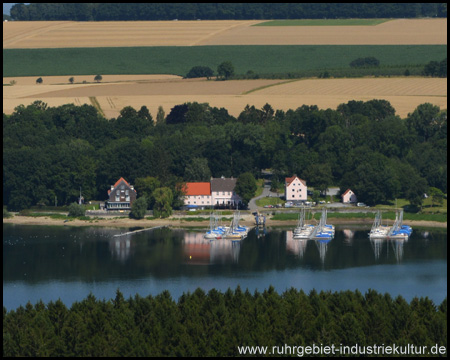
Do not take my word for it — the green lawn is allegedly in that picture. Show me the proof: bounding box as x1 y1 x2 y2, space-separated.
374 197 447 214
254 19 390 26
3 45 446 77
254 179 265 198
271 210 447 222
255 197 284 207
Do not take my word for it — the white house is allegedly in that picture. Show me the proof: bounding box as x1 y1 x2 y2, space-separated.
285 175 307 201
341 189 357 203
211 177 242 207
183 182 212 208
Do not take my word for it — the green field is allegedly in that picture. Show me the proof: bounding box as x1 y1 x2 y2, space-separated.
3 45 446 77
254 19 391 26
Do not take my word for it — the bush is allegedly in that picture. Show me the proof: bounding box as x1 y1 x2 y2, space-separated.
68 203 85 217
185 66 214 79
3 207 12 218
130 197 148 219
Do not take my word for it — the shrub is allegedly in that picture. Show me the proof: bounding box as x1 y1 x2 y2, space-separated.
68 203 85 217
130 197 148 219
185 66 214 79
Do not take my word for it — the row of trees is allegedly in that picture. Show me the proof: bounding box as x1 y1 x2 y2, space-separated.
35 75 103 85
3 288 447 356
3 99 447 211
10 3 447 21
185 61 235 80
188 59 446 82
423 58 447 78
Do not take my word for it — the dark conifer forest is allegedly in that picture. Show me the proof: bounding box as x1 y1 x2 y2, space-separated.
2 288 447 356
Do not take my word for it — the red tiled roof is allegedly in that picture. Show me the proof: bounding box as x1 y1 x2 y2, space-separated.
113 177 130 188
184 182 211 196
285 175 306 186
342 189 352 197
110 177 136 194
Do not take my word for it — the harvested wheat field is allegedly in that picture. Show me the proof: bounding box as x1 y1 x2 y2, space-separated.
3 19 446 49
3 76 446 119
3 20 261 48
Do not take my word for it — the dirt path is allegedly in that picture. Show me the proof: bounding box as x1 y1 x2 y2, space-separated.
3 215 446 229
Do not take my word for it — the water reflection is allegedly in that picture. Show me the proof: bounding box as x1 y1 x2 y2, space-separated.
109 237 134 262
3 225 446 284
342 229 355 245
285 230 308 258
315 239 331 264
370 237 408 262
3 225 447 310
285 230 332 264
182 231 241 265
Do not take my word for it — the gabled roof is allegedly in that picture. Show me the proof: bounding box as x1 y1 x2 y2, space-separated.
109 177 136 194
113 177 131 188
342 189 353 197
210 177 237 192
184 182 211 196
285 175 306 187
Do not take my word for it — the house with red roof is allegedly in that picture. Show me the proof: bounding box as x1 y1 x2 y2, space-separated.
285 175 307 201
106 177 137 210
341 189 357 204
183 182 212 208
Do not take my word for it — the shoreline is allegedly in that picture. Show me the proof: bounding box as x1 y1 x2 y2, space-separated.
3 214 447 229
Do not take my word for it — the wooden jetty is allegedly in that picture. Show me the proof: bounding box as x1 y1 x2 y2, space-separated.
113 225 167 237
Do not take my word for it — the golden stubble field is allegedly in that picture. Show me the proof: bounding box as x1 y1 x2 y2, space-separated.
3 19 447 118
3 76 447 119
3 19 446 48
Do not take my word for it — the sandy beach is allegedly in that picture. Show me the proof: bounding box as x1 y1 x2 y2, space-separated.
3 214 447 229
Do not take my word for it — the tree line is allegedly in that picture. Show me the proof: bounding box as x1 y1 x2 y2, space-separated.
10 3 447 21
3 99 447 211
3 287 447 356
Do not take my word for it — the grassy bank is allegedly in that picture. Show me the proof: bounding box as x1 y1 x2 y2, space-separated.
3 45 446 77
271 210 447 223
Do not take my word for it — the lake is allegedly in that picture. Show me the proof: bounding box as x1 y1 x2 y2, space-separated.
3 224 447 310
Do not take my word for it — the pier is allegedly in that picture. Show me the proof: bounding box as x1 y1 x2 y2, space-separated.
113 225 167 237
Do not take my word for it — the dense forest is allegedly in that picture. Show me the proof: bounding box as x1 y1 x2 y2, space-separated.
3 288 447 356
9 3 447 21
3 100 447 211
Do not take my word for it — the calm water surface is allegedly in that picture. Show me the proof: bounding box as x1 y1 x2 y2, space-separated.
3 224 447 310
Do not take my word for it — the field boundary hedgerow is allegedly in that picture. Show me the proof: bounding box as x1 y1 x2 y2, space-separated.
3 45 446 78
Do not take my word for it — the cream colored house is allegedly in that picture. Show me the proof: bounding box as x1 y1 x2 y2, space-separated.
285 175 307 201
341 189 357 203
